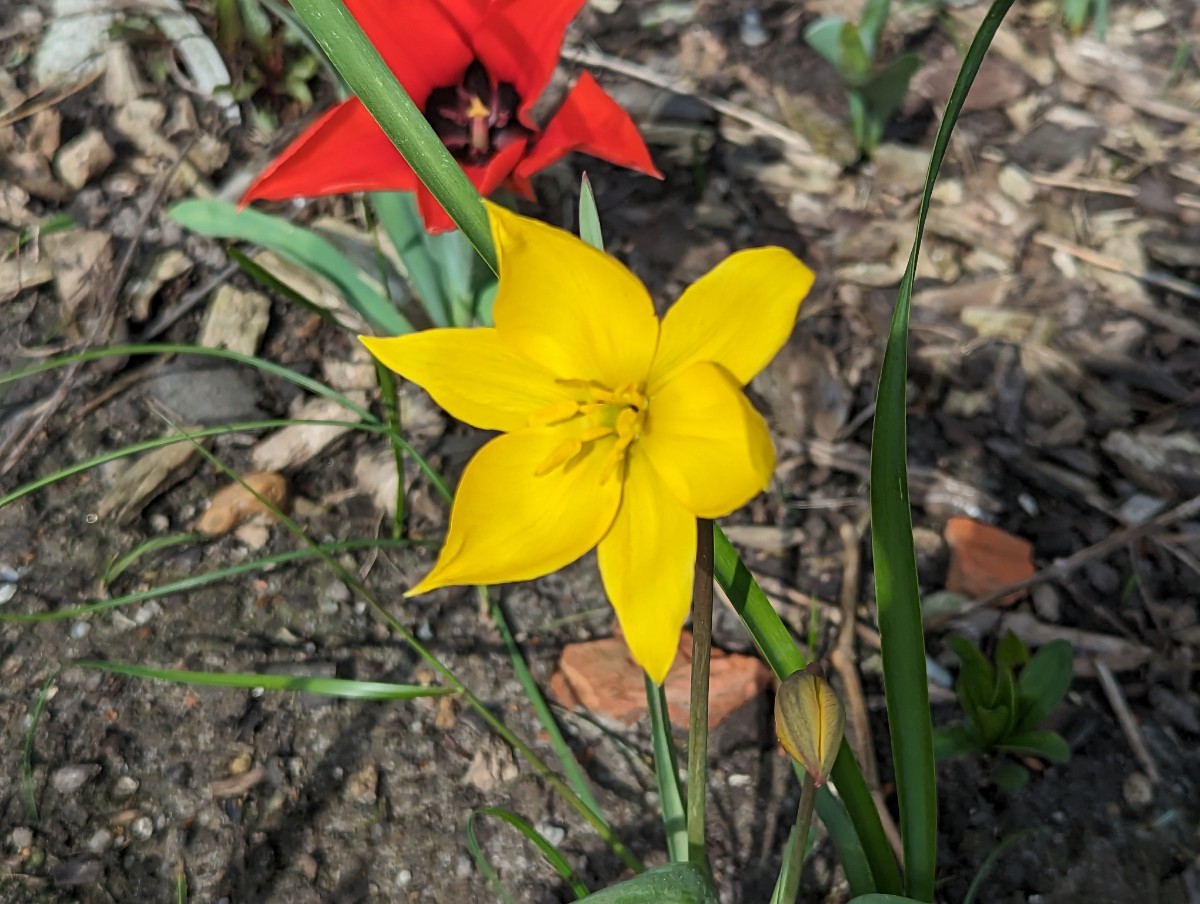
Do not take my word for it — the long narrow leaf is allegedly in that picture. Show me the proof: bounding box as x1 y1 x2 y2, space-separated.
77 660 455 700
869 2 1017 899
467 807 590 901
645 675 688 861
169 199 411 335
372 192 452 327
287 0 496 270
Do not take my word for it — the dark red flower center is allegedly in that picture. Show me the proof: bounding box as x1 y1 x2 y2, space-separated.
425 60 531 165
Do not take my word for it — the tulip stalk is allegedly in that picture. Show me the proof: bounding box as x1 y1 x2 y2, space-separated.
686 519 715 873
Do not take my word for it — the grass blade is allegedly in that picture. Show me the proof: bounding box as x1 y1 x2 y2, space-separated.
869 2 1017 898
467 807 590 902
77 660 456 700
371 191 452 327
645 674 688 861
578 174 604 250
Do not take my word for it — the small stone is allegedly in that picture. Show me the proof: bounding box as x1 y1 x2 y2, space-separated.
54 129 114 190
229 752 253 776
51 858 104 887
998 164 1037 205
415 621 434 642
70 621 91 639
86 829 113 854
347 764 378 804
11 827 32 848
536 821 566 846
455 855 473 878
0 584 16 605
51 764 101 793
396 869 412 887
297 852 318 882
1031 584 1062 623
113 776 139 798
727 773 752 788
1123 772 1154 810
130 816 153 840
739 10 769 47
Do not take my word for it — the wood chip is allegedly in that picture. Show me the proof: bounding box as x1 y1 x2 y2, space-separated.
40 228 112 313
251 394 366 473
198 285 270 355
194 471 290 535
53 128 113 190
97 432 204 524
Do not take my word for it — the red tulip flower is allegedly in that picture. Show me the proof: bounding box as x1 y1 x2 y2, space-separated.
242 0 661 232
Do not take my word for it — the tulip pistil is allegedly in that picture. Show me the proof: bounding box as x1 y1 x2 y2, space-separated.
426 60 531 164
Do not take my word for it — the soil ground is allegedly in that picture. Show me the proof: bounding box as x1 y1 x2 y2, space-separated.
1 0 1199 902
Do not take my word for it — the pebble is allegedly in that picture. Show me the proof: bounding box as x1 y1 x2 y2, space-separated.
739 10 769 47
70 621 91 639
454 855 473 878
87 829 113 854
0 584 15 605
537 821 566 846
113 776 140 798
396 869 412 887
727 773 752 788
51 764 101 793
51 858 104 886
415 621 434 642
130 816 154 840
10 827 33 848
1032 584 1062 623
1123 772 1154 810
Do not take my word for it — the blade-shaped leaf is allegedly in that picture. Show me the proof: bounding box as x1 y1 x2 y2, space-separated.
997 729 1070 763
170 199 411 335
1015 640 1073 733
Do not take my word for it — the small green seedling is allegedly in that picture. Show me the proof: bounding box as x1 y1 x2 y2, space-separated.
1060 0 1109 41
934 632 1073 790
803 0 922 157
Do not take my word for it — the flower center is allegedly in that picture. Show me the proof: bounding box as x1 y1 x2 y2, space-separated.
424 60 531 165
530 380 649 483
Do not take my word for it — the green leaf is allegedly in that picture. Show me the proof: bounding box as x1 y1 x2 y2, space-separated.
103 534 202 588
466 807 590 902
975 704 1013 748
838 23 873 84
578 173 604 251
996 631 1029 672
859 51 922 129
932 725 981 761
645 676 688 862
803 18 848 69
288 0 496 271
858 0 891 57
848 896 930 903
169 199 412 335
946 635 995 719
572 863 718 904
997 730 1070 763
992 760 1029 791
868 1 1018 897
77 660 456 700
371 191 452 327
1015 640 1073 733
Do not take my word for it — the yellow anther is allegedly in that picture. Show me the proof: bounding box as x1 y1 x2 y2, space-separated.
534 437 583 477
529 399 580 427
579 425 614 443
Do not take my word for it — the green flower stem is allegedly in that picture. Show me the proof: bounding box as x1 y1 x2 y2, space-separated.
686 519 715 874
288 0 498 273
780 775 818 904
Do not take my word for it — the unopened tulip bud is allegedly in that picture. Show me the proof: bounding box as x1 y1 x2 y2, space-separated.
774 663 845 786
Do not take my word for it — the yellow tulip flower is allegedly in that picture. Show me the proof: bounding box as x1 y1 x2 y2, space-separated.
362 204 813 683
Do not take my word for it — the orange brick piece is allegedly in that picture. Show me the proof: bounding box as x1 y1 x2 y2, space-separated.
943 516 1035 604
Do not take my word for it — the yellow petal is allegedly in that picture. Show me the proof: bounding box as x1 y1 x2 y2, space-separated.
649 248 814 390
642 362 775 518
597 452 696 684
409 427 621 593
361 329 566 433
487 203 659 387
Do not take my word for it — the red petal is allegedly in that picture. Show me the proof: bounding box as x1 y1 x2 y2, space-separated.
242 99 419 202
475 0 587 126
415 137 528 233
514 71 661 181
343 0 476 107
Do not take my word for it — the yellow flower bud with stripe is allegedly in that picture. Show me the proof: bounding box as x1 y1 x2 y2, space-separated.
774 663 845 786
